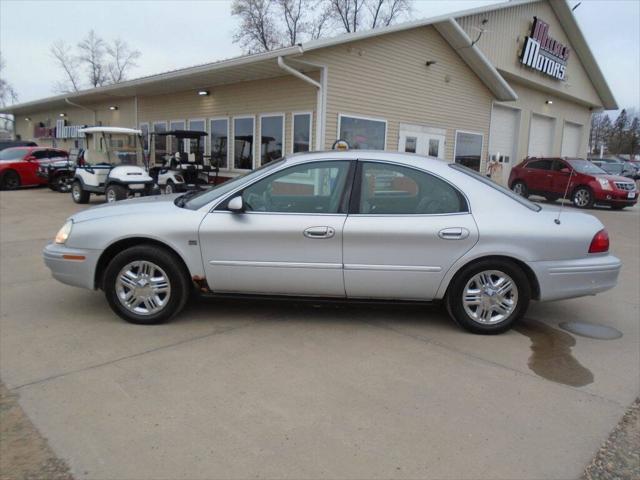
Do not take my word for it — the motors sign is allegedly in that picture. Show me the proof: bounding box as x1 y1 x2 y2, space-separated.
520 17 570 80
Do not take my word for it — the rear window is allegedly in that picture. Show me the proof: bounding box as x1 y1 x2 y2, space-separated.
449 163 541 212
0 148 28 160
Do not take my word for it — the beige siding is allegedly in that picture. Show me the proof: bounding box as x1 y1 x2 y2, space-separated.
457 0 603 107
303 26 494 161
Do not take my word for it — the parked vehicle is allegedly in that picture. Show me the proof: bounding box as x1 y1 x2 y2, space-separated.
0 140 37 151
71 127 157 204
590 158 639 180
44 151 621 334
37 148 81 192
0 146 68 190
509 157 638 210
150 130 217 194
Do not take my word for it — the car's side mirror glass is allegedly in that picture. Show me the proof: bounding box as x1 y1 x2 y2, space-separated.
228 195 244 213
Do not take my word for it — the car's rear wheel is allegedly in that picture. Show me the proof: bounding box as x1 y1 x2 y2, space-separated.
446 259 530 334
105 184 127 203
0 170 21 190
572 186 594 208
71 181 90 203
103 245 191 325
512 181 528 198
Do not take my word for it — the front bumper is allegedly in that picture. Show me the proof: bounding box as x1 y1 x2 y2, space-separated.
595 189 638 206
43 243 101 290
529 254 621 302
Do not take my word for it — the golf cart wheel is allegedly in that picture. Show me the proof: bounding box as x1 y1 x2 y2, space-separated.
164 180 175 194
71 181 90 204
572 186 594 209
103 244 191 325
512 181 528 198
0 170 21 190
105 184 127 203
446 259 530 335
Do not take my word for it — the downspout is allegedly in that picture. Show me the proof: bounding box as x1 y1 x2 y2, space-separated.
277 56 326 151
65 97 97 125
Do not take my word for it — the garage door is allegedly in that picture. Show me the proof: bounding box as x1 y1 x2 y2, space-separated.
528 114 555 157
489 105 520 184
561 122 583 157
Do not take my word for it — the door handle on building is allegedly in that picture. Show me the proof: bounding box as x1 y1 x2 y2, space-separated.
303 226 335 239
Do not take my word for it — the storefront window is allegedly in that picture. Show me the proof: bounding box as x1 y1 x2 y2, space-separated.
139 123 149 152
260 115 284 165
210 118 228 169
170 120 185 153
292 113 312 153
454 131 483 171
339 115 386 150
153 122 167 164
188 119 206 159
234 117 254 169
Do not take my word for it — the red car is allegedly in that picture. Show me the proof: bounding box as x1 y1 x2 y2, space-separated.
0 147 69 190
509 157 638 210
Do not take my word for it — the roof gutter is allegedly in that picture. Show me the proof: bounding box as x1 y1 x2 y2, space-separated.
277 56 326 151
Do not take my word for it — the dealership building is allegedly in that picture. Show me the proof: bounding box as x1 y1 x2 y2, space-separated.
2 0 616 185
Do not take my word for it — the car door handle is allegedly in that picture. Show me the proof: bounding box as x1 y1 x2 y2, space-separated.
303 226 335 239
438 227 469 240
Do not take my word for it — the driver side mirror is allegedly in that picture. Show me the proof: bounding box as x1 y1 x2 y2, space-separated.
228 195 244 213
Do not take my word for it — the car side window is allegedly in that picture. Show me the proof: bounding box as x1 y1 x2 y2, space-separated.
356 162 468 215
525 159 552 170
240 161 350 214
552 160 569 171
31 150 49 160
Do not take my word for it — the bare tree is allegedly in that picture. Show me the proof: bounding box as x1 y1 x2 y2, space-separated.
232 0 280 52
107 39 141 83
372 0 411 28
50 40 81 93
328 0 366 33
279 0 305 45
0 52 18 132
77 30 108 88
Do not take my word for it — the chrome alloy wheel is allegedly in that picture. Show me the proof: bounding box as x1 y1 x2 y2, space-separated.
116 261 171 316
462 270 518 324
513 182 526 196
72 184 82 201
106 189 117 203
573 189 591 207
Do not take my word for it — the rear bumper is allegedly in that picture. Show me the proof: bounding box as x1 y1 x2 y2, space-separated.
529 254 621 301
43 243 101 290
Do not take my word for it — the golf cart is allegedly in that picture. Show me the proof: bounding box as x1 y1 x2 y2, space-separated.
150 130 218 193
71 127 158 203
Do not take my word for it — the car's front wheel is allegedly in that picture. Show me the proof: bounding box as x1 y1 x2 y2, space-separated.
103 245 191 324
1 170 21 190
446 259 530 334
572 186 594 208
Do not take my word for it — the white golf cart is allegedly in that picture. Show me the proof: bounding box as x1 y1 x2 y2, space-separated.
71 127 158 203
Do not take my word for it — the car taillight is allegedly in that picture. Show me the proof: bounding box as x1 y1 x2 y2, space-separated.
589 229 609 253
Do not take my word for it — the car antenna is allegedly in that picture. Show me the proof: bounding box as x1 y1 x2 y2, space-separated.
555 163 575 225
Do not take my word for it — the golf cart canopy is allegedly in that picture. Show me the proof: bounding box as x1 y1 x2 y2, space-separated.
79 126 143 136
156 130 207 139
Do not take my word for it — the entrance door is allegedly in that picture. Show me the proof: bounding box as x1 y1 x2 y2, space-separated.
489 105 520 185
398 124 446 158
199 160 352 297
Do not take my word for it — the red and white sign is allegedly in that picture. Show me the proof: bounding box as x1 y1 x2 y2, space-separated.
520 17 570 81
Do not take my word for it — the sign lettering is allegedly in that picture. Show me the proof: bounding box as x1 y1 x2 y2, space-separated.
520 17 570 80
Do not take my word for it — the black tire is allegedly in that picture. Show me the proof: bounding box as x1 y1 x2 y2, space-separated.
571 186 594 209
445 259 531 335
51 173 73 193
164 180 175 195
105 184 127 203
0 170 21 190
71 180 90 204
103 245 191 325
511 180 528 198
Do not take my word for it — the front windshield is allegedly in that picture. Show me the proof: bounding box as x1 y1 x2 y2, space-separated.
182 158 286 210
93 133 143 166
567 159 607 175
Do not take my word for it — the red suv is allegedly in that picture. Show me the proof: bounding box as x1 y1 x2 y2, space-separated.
509 158 638 210
0 147 68 190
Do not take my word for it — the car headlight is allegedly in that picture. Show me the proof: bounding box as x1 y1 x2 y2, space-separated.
55 220 73 244
597 178 612 190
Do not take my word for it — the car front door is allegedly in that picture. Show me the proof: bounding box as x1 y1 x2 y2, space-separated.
550 159 572 196
199 160 352 296
524 159 552 193
343 161 478 300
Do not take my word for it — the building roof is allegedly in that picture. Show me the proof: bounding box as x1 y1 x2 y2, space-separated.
1 0 616 114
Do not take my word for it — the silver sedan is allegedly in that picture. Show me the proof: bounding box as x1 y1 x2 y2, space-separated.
43 151 621 334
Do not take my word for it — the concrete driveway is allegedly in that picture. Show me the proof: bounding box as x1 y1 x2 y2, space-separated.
1 188 638 480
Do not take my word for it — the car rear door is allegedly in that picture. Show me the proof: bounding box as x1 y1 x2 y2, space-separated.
523 159 552 193
199 160 353 296
342 161 478 300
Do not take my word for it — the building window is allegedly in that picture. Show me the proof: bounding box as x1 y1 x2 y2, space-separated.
454 131 484 172
210 118 229 169
169 120 185 152
260 114 284 165
292 112 312 153
153 121 167 164
187 119 206 159
338 114 386 150
234 116 254 170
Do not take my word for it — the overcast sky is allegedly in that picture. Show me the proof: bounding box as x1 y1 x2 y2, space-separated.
1 0 638 112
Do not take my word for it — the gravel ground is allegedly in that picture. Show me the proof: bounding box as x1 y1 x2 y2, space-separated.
0 382 72 480
583 398 640 480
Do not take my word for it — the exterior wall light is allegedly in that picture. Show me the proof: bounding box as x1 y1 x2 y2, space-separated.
25 117 31 121
545 100 553 105
59 113 66 117
198 90 210 96
109 106 118 111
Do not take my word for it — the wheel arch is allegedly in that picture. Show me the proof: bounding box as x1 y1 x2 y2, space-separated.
0 168 21 185
440 255 540 301
94 237 193 290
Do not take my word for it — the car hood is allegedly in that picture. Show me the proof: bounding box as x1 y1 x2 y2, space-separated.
71 194 182 223
596 174 634 183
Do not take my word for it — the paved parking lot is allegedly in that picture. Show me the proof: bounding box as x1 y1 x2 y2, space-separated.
1 187 638 479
